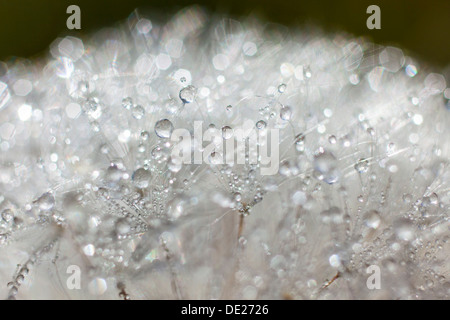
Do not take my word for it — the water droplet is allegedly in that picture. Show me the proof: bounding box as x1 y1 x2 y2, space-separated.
364 210 381 229
83 244 95 256
84 98 102 119
154 119 174 138
428 193 439 205
35 192 55 211
222 126 233 140
304 66 312 78
328 135 337 144
122 97 133 110
354 158 369 173
140 131 150 141
1 209 14 222
15 274 24 284
105 165 123 184
209 152 222 165
313 151 340 184
294 133 305 144
132 168 152 189
278 84 287 93
280 106 292 121
88 278 107 296
179 85 197 103
294 133 305 152
256 120 266 130
151 146 163 160
329 254 342 268
292 191 307 206
132 105 145 119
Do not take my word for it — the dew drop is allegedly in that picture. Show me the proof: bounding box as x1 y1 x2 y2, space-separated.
35 192 55 211
363 210 381 229
280 106 292 121
294 133 305 152
154 119 174 139
256 120 266 130
328 135 337 144
122 97 133 110
329 254 342 268
151 146 163 160
88 278 107 296
354 158 369 173
132 168 152 189
209 152 222 165
222 126 233 140
1 209 14 222
278 83 287 93
179 85 197 103
84 98 102 119
294 133 305 144
140 131 150 141
292 191 307 206
132 105 145 120
83 244 95 256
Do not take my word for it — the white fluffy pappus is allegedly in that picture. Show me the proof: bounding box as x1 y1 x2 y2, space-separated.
0 6 449 299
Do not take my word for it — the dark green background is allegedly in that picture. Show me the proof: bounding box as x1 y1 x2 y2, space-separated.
0 0 449 67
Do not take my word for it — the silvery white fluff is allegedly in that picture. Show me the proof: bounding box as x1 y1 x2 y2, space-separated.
0 6 448 300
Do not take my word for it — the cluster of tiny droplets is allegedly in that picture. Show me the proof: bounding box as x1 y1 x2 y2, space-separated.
0 7 449 299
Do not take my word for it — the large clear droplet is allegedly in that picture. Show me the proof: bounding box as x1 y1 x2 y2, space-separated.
154 119 174 138
132 168 152 189
179 85 197 103
280 106 292 121
132 105 145 119
35 192 55 211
